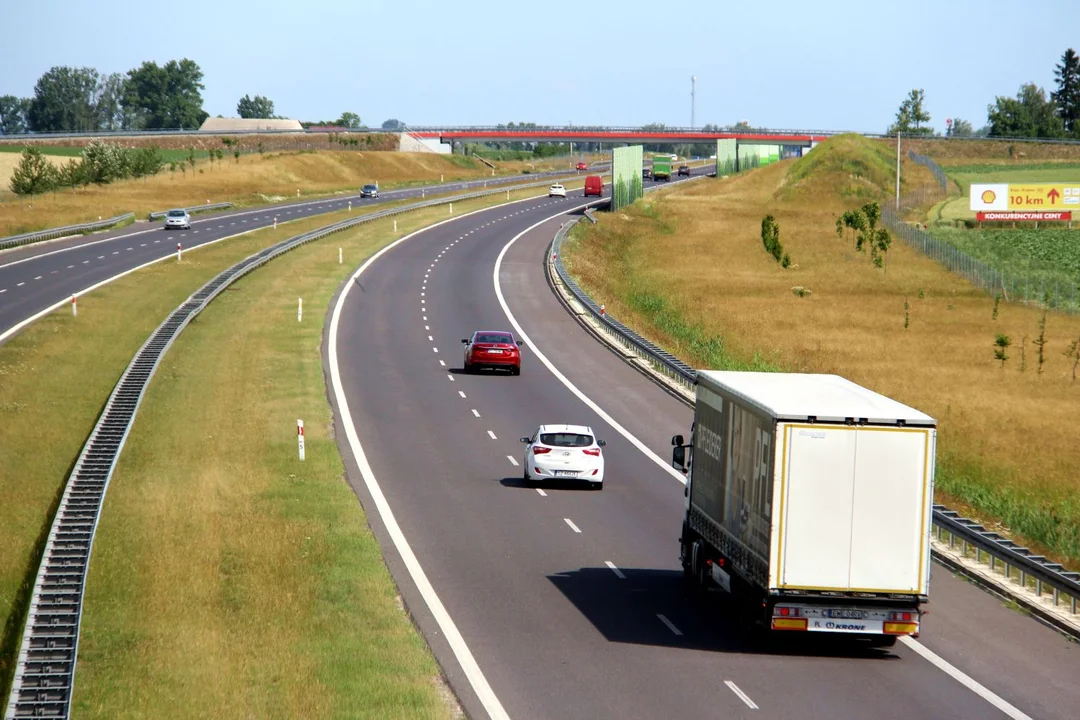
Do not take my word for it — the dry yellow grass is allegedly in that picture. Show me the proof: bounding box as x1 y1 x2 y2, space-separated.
0 150 500 237
565 136 1080 562
0 152 66 186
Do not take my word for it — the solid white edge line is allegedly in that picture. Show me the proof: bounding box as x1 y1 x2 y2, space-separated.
0 226 263 346
898 637 1033 720
563 518 582 533
604 561 626 580
657 614 683 636
493 194 1038 720
724 680 759 710
327 191 565 720
492 212 687 486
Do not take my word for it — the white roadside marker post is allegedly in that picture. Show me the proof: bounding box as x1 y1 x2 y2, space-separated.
177 243 182 262
339 247 343 264
71 295 77 317
297 297 303 323
273 216 278 229
297 419 305 461
449 203 453 215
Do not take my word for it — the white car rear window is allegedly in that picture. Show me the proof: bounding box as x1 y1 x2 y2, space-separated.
540 433 592 447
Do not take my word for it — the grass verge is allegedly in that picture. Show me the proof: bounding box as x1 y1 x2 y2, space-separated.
0 182 567 714
561 135 1080 566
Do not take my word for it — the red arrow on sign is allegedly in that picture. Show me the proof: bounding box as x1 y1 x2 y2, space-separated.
1048 188 1061 203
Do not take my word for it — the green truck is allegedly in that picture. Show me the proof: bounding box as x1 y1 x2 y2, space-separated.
651 155 672 181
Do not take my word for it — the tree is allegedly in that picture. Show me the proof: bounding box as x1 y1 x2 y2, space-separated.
987 83 1065 138
122 59 209 130
0 95 31 134
10 147 58 196
27 66 102 132
381 118 405 130
94 72 128 130
947 118 974 137
237 94 275 119
835 202 892 268
1052 48 1080 134
335 111 362 129
888 89 933 135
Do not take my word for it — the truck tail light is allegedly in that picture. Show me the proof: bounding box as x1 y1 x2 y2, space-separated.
771 617 807 631
889 611 913 622
776 606 801 617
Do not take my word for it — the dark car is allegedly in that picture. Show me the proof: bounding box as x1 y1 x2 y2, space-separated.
462 330 523 375
360 184 379 198
643 168 652 179
677 164 691 176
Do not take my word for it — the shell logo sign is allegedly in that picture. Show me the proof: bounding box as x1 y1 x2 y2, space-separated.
970 184 1009 211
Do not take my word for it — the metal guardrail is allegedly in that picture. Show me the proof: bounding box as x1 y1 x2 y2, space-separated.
147 202 233 221
2 173 593 720
548 195 1080 633
0 214 135 252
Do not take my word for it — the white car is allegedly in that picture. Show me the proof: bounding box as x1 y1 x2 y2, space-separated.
548 183 566 198
163 209 191 230
520 424 606 489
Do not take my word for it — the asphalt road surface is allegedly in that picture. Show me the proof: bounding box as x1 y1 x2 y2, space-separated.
0 169 579 343
329 175 1080 719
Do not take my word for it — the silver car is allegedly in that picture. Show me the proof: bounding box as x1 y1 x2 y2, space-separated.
163 209 191 230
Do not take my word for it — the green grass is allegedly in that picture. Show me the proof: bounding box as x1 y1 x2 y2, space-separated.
927 226 1080 290
0 145 209 161
1 181 564 714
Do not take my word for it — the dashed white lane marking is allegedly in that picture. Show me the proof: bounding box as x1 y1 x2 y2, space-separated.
605 561 626 579
425 325 430 330
657 614 683 636
487 430 497 440
536 488 547 497
428 335 433 341
33 276 41 280
126 247 133 250
421 292 425 297
507 455 519 466
423 315 428 321
140 243 146 247
564 518 582 533
154 239 160 243
447 374 455 382
725 681 759 710
82 260 89 264
432 347 438 353
112 251 119 255
50 270 57 274
439 359 446 367
471 409 480 418
898 637 1033 719
16 282 25 287
67 264 74 269
0 289 6 293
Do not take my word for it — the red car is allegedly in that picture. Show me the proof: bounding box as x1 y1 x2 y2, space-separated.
576 162 588 171
462 330 523 375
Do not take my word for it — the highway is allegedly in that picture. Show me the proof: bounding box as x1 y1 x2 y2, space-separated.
0 168 580 343
329 174 1080 718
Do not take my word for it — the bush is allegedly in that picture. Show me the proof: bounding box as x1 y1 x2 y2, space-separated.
9 147 58 196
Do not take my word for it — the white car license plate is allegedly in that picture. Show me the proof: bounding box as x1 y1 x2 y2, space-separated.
487 349 503 354
553 470 579 477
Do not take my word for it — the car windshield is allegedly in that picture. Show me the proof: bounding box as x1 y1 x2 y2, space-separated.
167 210 186 217
540 433 593 447
363 185 376 190
475 334 513 344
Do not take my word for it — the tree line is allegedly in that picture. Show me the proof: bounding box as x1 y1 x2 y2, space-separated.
888 48 1080 139
0 60 209 133
9 143 168 197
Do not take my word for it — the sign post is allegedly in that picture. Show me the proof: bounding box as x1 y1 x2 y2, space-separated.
297 419 305 461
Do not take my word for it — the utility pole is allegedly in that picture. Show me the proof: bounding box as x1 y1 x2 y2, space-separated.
691 75 696 130
895 130 901 211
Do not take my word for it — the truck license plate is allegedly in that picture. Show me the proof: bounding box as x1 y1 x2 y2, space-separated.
825 609 866 619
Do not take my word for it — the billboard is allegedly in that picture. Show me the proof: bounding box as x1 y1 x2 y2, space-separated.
715 138 737 176
970 182 1080 212
611 145 643 211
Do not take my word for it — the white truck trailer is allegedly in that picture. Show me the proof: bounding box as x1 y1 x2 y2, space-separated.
671 371 936 646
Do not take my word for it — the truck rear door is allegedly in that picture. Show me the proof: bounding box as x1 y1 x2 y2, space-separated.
774 424 933 594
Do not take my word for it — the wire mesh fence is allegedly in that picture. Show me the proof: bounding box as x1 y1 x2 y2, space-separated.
881 151 1080 313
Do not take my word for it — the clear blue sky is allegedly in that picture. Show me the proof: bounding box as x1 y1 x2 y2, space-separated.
1 0 1072 132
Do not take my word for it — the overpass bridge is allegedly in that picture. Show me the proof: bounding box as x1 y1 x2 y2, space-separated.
408 127 835 147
